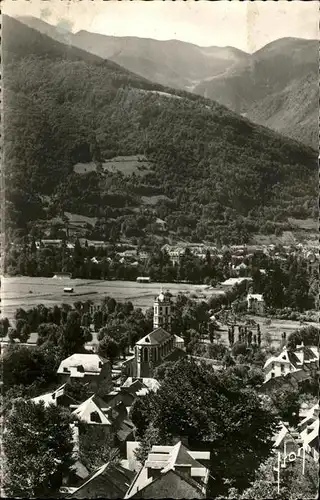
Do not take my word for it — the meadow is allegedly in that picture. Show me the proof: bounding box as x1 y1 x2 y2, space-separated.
0 276 222 324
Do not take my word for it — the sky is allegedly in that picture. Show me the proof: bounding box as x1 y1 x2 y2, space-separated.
3 0 319 52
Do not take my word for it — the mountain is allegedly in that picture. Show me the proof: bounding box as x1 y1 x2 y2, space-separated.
3 15 317 247
193 37 318 149
17 17 318 148
17 15 249 91
71 31 249 91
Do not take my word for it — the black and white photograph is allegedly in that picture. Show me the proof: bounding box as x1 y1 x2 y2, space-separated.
0 0 319 498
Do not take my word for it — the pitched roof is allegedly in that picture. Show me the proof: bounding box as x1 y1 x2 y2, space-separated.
174 334 185 343
264 348 300 369
117 420 135 443
136 328 171 346
125 442 209 498
72 395 112 425
57 353 109 377
32 384 78 408
121 377 160 392
71 462 135 498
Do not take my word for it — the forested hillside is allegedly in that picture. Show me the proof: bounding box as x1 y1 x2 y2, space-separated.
17 17 318 148
3 16 317 246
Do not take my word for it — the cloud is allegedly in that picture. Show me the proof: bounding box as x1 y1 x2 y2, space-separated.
40 7 51 20
56 18 74 34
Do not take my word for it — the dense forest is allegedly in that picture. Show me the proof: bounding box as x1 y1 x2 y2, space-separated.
2 16 317 248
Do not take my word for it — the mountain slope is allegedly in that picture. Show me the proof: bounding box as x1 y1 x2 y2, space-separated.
193 37 318 148
3 16 317 246
17 17 318 148
18 16 249 90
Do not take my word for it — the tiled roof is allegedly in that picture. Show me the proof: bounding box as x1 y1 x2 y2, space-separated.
136 328 171 346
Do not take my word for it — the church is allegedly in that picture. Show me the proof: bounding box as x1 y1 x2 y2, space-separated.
123 290 186 379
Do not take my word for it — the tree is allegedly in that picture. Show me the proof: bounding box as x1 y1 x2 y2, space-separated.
37 322 63 346
232 341 248 357
0 317 10 337
270 387 301 427
287 326 319 350
1 345 59 394
130 395 156 439
235 454 319 500
153 361 177 381
134 422 171 465
98 335 119 365
59 311 86 356
3 399 75 498
134 359 279 496
77 423 116 472
64 379 92 403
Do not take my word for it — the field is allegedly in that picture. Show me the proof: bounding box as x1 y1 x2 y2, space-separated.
102 155 152 177
213 315 318 350
73 161 97 174
1 278 316 351
73 156 152 177
0 277 223 324
64 212 97 227
141 195 172 205
288 218 318 230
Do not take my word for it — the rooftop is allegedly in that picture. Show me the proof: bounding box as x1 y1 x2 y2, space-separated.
57 353 109 377
72 395 112 426
125 441 209 499
136 327 171 346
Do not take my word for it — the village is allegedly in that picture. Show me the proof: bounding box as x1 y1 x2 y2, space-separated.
1 270 319 498
1 2 319 498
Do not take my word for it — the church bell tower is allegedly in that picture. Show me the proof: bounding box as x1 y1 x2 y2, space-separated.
153 290 172 332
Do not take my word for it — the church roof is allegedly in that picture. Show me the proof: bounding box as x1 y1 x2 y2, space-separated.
136 328 171 346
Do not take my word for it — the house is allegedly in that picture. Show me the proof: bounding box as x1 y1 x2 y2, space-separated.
247 293 265 315
57 354 113 393
32 384 78 408
272 422 302 456
219 277 252 291
298 404 319 462
123 291 186 378
124 441 210 499
263 344 319 383
155 218 167 232
69 462 135 499
174 334 185 351
53 272 72 279
232 262 248 276
71 395 114 427
71 394 134 448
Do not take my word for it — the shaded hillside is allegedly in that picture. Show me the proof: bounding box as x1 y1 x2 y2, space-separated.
3 16 317 246
17 17 318 147
194 38 318 148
